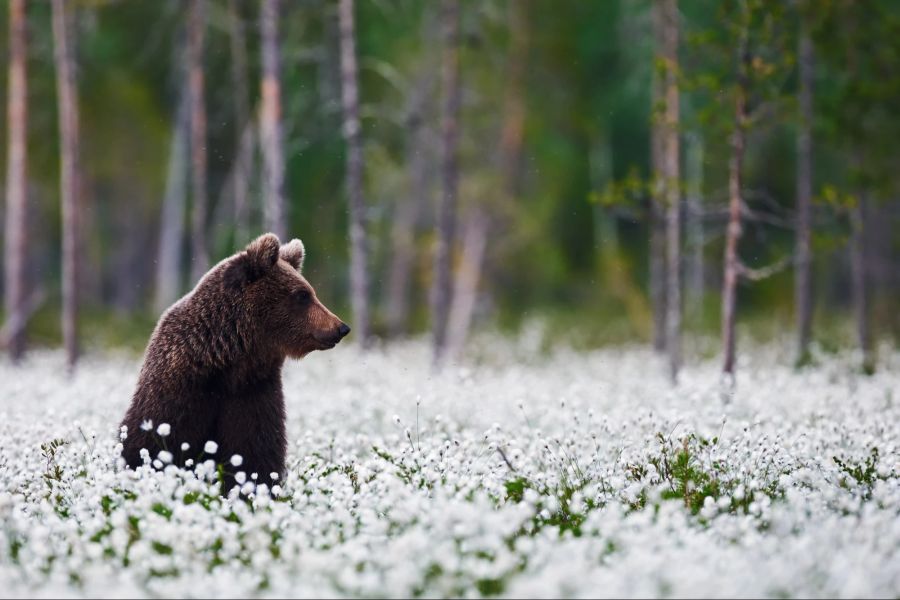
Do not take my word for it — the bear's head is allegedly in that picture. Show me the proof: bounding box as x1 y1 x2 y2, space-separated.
223 233 351 358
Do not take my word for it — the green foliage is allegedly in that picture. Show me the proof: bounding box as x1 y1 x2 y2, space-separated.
0 0 897 351
833 447 891 500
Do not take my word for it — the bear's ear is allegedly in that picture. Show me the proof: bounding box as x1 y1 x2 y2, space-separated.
223 233 280 290
280 239 305 272
246 233 281 269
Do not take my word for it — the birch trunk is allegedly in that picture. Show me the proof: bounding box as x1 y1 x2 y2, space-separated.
445 210 488 360
686 134 704 317
795 19 814 364
445 0 528 360
661 0 681 382
338 0 371 346
52 0 81 369
722 9 750 379
649 1 667 353
260 0 286 239
188 0 209 281
431 0 461 364
386 70 432 337
228 0 252 244
154 84 189 314
849 194 874 373
3 0 28 361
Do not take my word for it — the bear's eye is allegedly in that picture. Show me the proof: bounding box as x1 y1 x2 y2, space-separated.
294 289 312 305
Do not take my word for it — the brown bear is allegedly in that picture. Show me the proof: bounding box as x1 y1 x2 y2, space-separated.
120 233 349 490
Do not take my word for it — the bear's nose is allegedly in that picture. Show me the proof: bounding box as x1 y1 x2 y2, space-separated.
338 323 351 338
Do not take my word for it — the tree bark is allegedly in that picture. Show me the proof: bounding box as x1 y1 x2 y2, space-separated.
445 0 528 360
228 0 252 244
260 0 286 239
3 0 28 362
661 0 681 382
445 209 488 360
500 0 528 198
722 7 750 379
431 0 461 365
849 193 874 373
188 0 209 281
794 18 814 365
686 134 704 317
52 0 81 369
649 1 667 354
338 0 371 346
386 67 433 338
154 82 190 314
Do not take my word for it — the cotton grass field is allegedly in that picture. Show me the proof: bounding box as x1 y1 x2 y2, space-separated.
1 338 898 598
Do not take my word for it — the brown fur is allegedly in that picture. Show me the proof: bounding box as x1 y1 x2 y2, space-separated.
120 233 349 489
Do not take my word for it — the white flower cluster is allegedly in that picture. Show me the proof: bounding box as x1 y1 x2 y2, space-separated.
0 343 898 597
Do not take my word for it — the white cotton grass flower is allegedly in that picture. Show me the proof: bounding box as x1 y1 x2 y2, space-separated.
230 454 243 467
203 441 218 454
156 423 171 437
181 442 190 452
140 419 153 431
1 342 899 597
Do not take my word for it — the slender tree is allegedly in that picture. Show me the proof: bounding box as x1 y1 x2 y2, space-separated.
499 0 528 200
445 210 488 359
228 0 253 244
188 0 209 281
685 134 704 317
649 3 668 354
155 79 190 314
3 0 28 361
52 0 81 369
721 2 751 379
338 0 371 346
660 0 681 381
848 190 873 373
386 66 433 337
260 0 286 239
431 0 461 364
843 5 876 374
446 0 529 361
794 14 814 365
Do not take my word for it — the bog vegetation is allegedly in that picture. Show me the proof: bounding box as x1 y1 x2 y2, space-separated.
2 342 899 597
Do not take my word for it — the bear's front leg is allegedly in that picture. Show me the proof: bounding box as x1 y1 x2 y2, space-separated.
215 387 287 492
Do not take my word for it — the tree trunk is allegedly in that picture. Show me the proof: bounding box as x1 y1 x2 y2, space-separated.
228 0 252 244
444 0 528 360
260 0 286 239
499 0 528 198
188 0 209 281
722 10 750 379
649 1 667 353
154 82 190 314
431 0 461 365
217 118 256 247
445 210 488 360
52 0 81 369
849 193 874 373
661 0 681 382
795 18 814 365
338 0 371 346
686 134 704 317
3 0 28 362
386 68 432 337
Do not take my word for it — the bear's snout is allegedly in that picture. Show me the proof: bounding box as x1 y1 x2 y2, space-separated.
314 322 351 349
